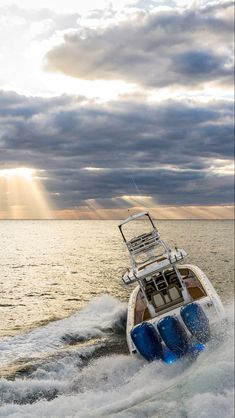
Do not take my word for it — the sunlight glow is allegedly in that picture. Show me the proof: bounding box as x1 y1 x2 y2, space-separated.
0 167 35 180
208 159 235 176
0 168 53 219
121 195 157 208
53 204 234 220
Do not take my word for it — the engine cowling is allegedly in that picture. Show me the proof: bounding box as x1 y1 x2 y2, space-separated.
131 322 163 361
180 302 210 343
157 315 189 356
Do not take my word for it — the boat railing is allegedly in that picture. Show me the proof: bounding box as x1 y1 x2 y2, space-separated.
122 248 187 284
122 273 134 285
134 249 186 271
126 230 160 255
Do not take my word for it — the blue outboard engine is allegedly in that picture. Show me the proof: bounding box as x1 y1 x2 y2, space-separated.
131 322 163 361
157 316 189 357
181 302 210 344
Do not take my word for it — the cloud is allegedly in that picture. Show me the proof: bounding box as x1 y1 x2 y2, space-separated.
0 5 80 42
44 2 234 88
0 90 234 209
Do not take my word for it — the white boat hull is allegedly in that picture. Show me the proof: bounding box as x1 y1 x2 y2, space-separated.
126 264 225 356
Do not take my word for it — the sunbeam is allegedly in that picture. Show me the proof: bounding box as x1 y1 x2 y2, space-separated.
0 168 54 219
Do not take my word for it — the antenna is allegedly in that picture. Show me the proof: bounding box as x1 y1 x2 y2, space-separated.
131 175 141 196
130 175 148 211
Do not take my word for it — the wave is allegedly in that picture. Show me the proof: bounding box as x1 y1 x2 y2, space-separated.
0 295 127 369
0 299 234 418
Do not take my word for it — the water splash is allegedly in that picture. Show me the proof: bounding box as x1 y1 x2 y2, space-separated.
0 299 233 418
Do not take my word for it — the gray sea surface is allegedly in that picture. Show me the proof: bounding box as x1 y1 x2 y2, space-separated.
0 220 234 417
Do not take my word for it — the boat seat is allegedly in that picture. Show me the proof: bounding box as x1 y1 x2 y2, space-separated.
187 286 206 300
183 276 206 300
151 285 183 312
168 285 182 301
152 293 165 307
165 271 182 288
144 280 156 301
142 307 151 321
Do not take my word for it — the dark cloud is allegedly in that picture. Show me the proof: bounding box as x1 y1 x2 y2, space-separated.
175 50 228 76
46 167 234 208
44 3 234 88
0 90 234 208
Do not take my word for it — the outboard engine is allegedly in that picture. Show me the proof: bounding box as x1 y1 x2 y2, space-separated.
131 322 163 361
181 302 210 343
157 316 189 357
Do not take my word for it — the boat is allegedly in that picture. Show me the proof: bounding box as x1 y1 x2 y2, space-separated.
118 211 225 363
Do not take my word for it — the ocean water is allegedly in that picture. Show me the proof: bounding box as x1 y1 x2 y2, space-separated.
0 220 234 417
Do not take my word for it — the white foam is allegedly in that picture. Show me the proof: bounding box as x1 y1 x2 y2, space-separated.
0 302 234 418
186 391 234 418
0 295 126 368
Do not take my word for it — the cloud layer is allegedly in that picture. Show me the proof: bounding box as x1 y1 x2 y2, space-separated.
45 2 234 88
0 90 234 210
0 1 234 217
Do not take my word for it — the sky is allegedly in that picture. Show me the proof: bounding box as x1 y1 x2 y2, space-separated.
0 0 234 219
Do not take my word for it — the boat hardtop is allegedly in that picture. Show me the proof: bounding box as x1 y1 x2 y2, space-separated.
119 211 187 280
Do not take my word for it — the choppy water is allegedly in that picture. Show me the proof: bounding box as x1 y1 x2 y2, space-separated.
0 220 234 417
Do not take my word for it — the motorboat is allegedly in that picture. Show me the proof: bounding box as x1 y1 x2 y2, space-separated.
118 211 225 363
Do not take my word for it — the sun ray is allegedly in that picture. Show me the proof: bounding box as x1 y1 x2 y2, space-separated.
0 168 54 219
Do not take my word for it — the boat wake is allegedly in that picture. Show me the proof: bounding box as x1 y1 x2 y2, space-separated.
0 296 234 418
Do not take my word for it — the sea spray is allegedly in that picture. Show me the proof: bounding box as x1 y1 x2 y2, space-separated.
0 300 233 417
